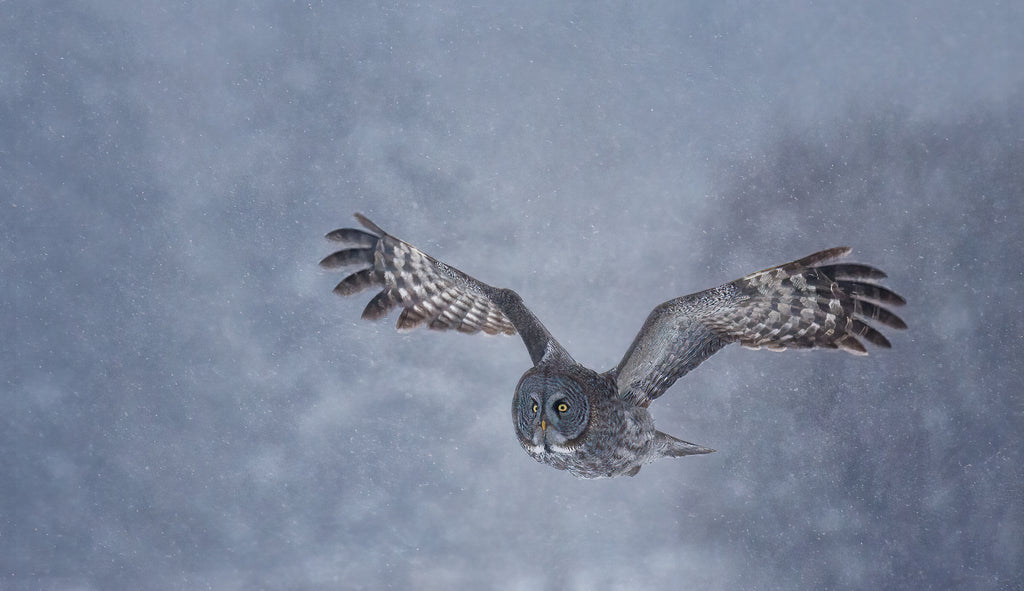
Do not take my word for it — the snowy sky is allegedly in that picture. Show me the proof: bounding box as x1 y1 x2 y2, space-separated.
2 2 1022 589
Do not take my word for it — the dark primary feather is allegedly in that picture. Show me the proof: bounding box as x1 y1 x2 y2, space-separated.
318 248 374 270
333 268 378 297
615 247 906 406
325 227 378 247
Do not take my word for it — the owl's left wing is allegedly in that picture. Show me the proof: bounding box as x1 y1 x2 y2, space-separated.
614 248 907 407
319 214 568 366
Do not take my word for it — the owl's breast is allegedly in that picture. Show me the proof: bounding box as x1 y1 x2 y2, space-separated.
522 405 658 479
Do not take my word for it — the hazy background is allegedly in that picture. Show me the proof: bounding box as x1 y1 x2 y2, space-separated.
3 2 1022 589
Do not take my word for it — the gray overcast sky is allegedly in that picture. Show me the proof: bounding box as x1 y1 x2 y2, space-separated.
2 2 1022 589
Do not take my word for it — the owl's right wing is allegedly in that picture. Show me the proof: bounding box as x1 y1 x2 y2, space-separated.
614 247 907 407
319 214 568 366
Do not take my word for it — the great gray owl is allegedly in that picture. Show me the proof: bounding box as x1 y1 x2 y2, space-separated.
320 214 906 478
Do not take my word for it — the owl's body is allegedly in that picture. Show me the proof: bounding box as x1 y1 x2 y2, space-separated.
513 362 711 478
320 215 906 479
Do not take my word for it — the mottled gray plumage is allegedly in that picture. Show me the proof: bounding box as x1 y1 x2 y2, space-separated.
320 214 907 478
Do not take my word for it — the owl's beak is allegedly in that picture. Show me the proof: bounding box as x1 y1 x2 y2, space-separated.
541 419 547 431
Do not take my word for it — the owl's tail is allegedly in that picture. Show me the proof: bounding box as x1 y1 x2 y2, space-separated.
656 431 715 457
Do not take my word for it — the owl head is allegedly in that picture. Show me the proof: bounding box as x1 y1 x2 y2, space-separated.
512 368 590 453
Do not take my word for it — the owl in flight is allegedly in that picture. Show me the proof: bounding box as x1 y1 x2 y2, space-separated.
320 214 906 478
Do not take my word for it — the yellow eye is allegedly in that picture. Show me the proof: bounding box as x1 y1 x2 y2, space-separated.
531 402 539 413
556 402 568 413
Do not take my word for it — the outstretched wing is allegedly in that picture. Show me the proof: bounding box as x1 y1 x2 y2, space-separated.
319 214 568 366
614 247 907 407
